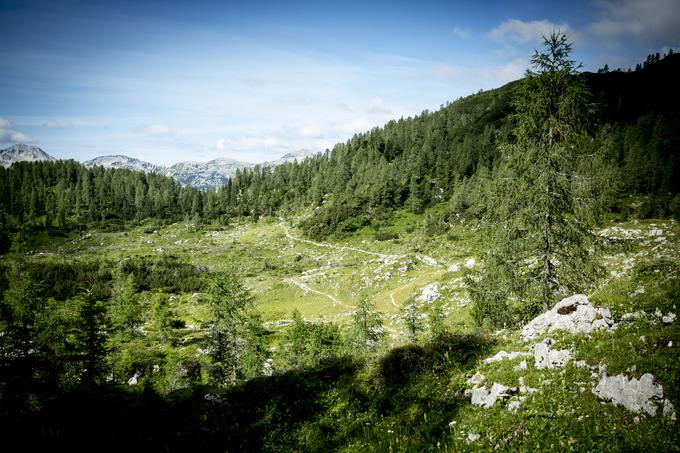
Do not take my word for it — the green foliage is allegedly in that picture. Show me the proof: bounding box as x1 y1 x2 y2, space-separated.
207 270 267 386
151 292 173 344
282 309 344 369
350 293 386 351
109 272 142 341
400 293 425 342
469 33 606 326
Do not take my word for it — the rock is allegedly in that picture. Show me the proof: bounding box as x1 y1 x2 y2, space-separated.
471 382 517 409
593 373 674 418
127 370 141 386
483 350 530 364
466 433 480 444
467 371 486 386
520 294 614 341
518 377 538 394
663 399 677 421
532 338 572 369
447 263 460 273
662 313 676 324
464 257 476 268
417 283 441 303
514 360 528 371
417 255 438 266
629 287 646 297
507 397 526 413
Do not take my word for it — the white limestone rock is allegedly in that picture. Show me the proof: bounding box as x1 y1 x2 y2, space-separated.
482 350 530 364
532 338 572 369
471 382 517 409
593 373 675 419
520 294 614 341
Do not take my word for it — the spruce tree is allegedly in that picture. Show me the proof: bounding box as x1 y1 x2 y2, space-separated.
207 270 266 386
469 32 603 326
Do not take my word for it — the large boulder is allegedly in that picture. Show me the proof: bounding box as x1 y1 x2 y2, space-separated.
521 294 614 341
593 373 676 419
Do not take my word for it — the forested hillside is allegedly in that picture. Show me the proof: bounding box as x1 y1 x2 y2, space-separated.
1 45 679 452
2 54 678 243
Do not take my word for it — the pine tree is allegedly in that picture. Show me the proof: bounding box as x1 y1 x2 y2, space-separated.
351 293 385 350
207 270 266 386
469 32 603 326
400 293 424 342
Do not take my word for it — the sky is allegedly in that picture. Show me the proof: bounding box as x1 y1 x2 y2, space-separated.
1 0 679 165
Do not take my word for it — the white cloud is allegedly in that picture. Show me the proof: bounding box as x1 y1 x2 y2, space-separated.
43 119 74 129
451 26 472 39
0 117 32 143
331 118 377 135
427 58 526 85
588 0 680 45
138 123 173 135
368 96 391 114
487 19 573 44
216 138 226 150
430 63 465 79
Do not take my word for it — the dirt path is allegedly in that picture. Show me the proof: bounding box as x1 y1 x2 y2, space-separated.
279 222 404 261
284 277 353 309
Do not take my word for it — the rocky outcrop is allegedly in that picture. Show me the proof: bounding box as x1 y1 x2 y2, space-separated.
521 294 614 341
593 373 676 420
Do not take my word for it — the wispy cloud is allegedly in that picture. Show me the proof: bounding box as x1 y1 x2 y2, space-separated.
137 123 173 136
43 119 74 129
0 117 32 143
451 26 472 39
487 19 573 44
587 0 680 46
368 96 391 114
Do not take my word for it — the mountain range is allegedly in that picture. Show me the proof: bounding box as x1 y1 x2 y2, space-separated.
0 144 319 189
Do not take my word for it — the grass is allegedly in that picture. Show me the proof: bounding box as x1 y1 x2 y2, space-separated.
5 209 680 451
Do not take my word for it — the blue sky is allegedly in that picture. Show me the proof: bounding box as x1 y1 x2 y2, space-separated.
1 0 679 164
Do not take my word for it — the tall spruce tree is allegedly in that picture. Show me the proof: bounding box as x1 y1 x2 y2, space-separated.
468 32 603 327
207 270 266 386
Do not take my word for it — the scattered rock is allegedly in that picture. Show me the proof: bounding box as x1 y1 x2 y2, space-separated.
593 373 675 418
532 338 572 369
417 283 441 303
467 372 486 386
662 313 676 324
466 433 480 444
629 287 646 298
471 382 517 409
447 263 460 273
464 257 476 268
417 255 438 267
127 370 141 386
483 350 530 364
520 294 614 341
518 377 538 394
507 397 526 413
514 360 528 371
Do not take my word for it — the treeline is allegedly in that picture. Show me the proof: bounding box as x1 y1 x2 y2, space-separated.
0 160 205 231
1 55 679 241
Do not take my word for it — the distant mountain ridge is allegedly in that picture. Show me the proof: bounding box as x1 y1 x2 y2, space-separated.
84 155 162 173
0 144 56 168
0 144 319 189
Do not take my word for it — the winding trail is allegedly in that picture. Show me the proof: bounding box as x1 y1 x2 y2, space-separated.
284 277 353 309
279 222 405 260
